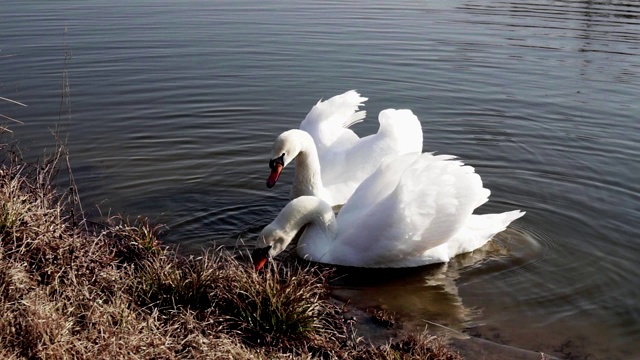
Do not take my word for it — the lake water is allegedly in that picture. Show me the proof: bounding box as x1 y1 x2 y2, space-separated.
2 1 639 358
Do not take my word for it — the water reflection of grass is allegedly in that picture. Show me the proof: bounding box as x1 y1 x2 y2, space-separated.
0 132 462 359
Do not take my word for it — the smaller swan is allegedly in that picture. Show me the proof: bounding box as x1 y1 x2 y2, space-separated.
267 90 423 206
254 153 524 269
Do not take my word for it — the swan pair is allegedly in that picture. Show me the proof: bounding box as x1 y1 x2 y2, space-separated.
253 91 524 270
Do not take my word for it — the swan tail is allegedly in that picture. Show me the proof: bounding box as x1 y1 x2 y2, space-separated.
447 210 526 256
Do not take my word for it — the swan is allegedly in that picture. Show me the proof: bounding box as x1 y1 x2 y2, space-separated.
254 152 525 269
267 90 423 206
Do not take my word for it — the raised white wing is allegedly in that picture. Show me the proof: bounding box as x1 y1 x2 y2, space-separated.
327 108 423 182
299 90 367 153
319 108 424 205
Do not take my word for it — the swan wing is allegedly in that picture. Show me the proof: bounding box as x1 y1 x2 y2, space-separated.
334 108 423 180
373 108 424 155
331 153 490 267
319 109 424 205
299 90 367 153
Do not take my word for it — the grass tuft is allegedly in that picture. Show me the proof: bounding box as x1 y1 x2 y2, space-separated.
101 215 167 264
225 261 335 348
134 251 220 312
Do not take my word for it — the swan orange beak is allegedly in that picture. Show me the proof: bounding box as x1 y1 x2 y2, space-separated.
267 155 285 188
253 255 268 271
266 163 283 188
251 246 271 271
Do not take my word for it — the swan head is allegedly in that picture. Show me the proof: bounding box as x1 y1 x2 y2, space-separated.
252 224 291 271
266 130 303 188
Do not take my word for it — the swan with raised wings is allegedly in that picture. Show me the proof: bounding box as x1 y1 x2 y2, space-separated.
254 152 524 269
266 90 423 206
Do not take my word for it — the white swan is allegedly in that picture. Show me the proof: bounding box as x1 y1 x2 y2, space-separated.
254 152 524 269
266 90 423 206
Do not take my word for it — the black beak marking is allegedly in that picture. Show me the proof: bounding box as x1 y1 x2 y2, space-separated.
269 154 285 170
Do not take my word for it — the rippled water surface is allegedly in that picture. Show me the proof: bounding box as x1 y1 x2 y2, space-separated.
3 1 639 358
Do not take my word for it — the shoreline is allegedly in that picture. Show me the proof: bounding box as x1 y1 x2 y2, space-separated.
1 137 466 359
339 297 556 360
1 130 559 359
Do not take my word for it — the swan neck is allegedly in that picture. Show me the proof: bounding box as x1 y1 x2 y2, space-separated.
291 131 324 198
275 196 337 241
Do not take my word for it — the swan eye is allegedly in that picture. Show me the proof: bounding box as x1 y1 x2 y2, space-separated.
269 154 285 170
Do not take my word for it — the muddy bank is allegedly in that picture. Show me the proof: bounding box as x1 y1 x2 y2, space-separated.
340 300 556 360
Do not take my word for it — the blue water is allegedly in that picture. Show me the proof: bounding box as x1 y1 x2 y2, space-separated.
2 1 639 358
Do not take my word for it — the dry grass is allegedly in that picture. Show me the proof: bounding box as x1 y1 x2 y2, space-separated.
0 131 463 359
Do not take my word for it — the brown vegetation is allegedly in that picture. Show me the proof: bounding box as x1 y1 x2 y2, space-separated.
0 129 462 359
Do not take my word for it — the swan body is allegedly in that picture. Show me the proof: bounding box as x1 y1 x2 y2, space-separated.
267 90 423 206
255 153 525 268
